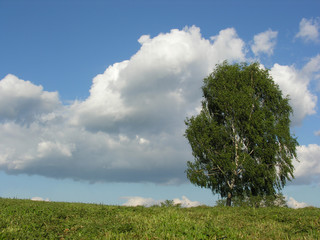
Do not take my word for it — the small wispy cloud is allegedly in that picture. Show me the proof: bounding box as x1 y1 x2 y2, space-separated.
295 17 320 43
122 196 202 208
314 130 320 136
251 29 278 56
121 196 161 207
31 197 50 202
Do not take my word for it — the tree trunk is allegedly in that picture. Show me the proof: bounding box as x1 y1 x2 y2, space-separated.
226 192 232 206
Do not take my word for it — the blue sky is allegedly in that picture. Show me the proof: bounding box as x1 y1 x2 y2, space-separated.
1 0 320 208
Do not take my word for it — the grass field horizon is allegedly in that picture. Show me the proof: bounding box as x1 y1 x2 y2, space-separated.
1 197 319 239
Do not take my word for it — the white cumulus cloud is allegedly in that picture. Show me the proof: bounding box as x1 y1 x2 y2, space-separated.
287 197 308 209
37 141 74 158
295 17 320 43
173 196 201 207
0 26 319 186
270 55 320 126
0 26 246 184
251 29 278 56
0 74 60 123
294 144 320 185
70 26 245 135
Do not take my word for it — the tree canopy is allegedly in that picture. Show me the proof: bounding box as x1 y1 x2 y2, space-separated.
184 61 298 206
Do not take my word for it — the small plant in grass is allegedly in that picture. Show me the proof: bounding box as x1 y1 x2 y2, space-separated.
160 199 181 208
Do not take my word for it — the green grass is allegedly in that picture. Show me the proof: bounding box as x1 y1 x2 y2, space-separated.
0 198 319 239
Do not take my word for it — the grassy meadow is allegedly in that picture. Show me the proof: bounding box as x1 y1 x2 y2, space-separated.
0 198 319 239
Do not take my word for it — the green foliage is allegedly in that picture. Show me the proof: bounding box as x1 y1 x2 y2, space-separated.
0 198 319 239
216 193 288 208
185 61 298 206
160 199 181 208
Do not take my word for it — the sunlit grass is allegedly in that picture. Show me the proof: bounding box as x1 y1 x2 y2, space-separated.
0 198 319 239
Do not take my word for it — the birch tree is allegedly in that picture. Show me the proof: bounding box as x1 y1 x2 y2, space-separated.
184 62 298 206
